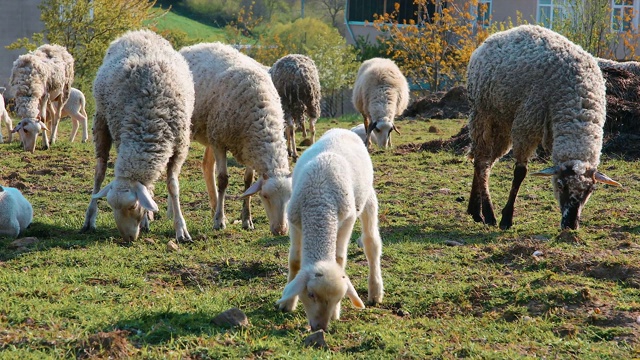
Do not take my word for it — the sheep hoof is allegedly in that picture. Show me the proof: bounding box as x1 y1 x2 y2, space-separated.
213 220 226 230
278 298 298 313
499 220 513 230
177 234 192 243
242 219 254 230
79 224 95 233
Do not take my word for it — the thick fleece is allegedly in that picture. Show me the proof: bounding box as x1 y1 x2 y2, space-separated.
0 186 33 238
276 128 383 331
352 57 409 148
81 30 195 243
269 54 322 159
466 25 620 230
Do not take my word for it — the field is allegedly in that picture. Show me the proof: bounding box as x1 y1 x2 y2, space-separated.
150 9 229 43
0 116 639 359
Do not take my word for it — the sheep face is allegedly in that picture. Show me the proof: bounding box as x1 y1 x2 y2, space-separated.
242 174 292 236
368 119 399 148
12 118 48 153
93 178 159 242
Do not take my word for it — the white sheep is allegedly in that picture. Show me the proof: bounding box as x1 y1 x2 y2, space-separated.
60 87 88 143
276 128 383 331
0 186 33 238
350 123 378 145
10 44 74 152
0 87 12 144
466 25 621 230
352 57 409 149
269 54 322 160
80 30 195 243
180 42 292 236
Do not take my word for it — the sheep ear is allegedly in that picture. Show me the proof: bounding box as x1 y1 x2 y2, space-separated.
241 177 264 199
11 122 23 133
392 124 401 135
345 276 365 309
92 182 113 199
276 271 309 305
595 171 622 187
532 166 559 177
134 182 159 212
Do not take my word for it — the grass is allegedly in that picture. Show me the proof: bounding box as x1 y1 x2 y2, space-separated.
150 8 229 43
0 115 639 358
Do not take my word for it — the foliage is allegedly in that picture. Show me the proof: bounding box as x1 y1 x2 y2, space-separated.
182 0 240 25
373 0 490 92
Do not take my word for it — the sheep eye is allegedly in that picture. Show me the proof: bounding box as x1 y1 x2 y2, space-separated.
374 127 381 133
262 194 269 200
308 292 315 299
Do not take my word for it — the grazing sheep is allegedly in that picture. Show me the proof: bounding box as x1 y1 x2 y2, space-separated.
0 186 33 238
269 54 322 160
352 57 409 149
11 44 74 152
0 87 12 144
80 30 195 243
180 42 292 236
60 87 88 143
276 128 383 331
466 25 620 230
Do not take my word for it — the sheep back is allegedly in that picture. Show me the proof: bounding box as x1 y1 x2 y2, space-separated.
269 54 321 121
10 54 50 118
352 57 410 122
0 186 33 237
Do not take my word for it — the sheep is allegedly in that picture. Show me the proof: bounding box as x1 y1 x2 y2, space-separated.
60 87 89 143
80 30 195 243
350 123 378 145
276 128 383 331
179 42 292 236
0 87 12 144
352 57 409 149
466 25 621 231
10 44 74 152
269 54 322 160
0 186 33 238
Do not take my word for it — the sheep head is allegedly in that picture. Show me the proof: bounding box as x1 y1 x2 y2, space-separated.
367 118 400 149
533 160 621 229
276 261 365 331
12 118 49 153
92 178 159 242
241 173 292 236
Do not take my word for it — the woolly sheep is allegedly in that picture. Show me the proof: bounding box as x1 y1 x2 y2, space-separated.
269 54 322 160
352 57 409 149
11 44 74 152
80 30 195 243
0 87 12 144
276 128 383 331
60 87 89 143
466 25 620 231
180 42 292 236
0 186 33 238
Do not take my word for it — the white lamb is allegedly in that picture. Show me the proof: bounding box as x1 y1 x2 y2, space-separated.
60 87 88 143
0 186 33 238
180 42 291 236
350 123 378 145
276 128 383 332
352 57 409 149
80 30 195 243
0 87 12 144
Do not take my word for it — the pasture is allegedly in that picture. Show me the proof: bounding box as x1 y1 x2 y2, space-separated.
0 116 638 358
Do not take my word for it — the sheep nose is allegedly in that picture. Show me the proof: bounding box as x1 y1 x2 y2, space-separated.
271 224 288 236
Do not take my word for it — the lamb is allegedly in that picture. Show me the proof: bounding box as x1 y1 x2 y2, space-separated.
0 186 33 238
466 25 620 231
352 57 409 149
269 54 322 160
0 87 12 144
180 42 291 236
60 87 89 143
80 30 195 243
350 123 378 145
10 44 74 152
276 128 383 331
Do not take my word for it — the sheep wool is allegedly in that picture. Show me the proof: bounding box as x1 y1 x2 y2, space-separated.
269 54 322 159
352 57 409 149
180 42 291 236
81 30 195 243
466 24 620 230
276 128 383 332
0 89 12 144
0 186 33 238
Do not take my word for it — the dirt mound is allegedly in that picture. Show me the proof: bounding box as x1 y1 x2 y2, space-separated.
403 86 470 120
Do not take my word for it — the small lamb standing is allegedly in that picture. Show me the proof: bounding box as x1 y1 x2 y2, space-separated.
466 25 620 230
61 87 89 143
81 30 195 242
180 42 291 236
352 57 409 149
276 128 383 332
0 186 33 238
269 54 322 160
0 87 12 144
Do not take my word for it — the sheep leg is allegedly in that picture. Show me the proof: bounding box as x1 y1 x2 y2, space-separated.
167 153 191 242
309 118 317 144
70 115 79 142
202 145 218 222
362 115 372 149
500 163 528 230
213 146 229 230
468 160 497 226
81 114 111 232
40 97 51 150
279 223 302 312
50 97 64 144
299 117 307 138
79 103 88 143
334 214 357 320
360 192 384 305
241 167 255 230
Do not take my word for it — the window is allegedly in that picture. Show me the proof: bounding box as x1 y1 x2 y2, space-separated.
612 0 635 31
537 0 567 29
477 0 492 27
347 0 420 23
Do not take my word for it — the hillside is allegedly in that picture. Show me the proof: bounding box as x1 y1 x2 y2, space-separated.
150 8 228 43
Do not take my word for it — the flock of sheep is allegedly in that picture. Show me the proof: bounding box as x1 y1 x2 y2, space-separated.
0 24 625 332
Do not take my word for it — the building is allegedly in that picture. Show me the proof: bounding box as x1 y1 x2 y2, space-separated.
0 0 45 90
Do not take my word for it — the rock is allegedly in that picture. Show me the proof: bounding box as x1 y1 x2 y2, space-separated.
300 138 313 147
166 240 179 252
9 237 39 249
532 250 543 257
303 330 327 349
212 308 249 328
144 238 155 245
444 240 465 246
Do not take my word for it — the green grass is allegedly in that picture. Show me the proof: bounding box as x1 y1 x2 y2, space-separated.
151 9 228 43
0 115 639 358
